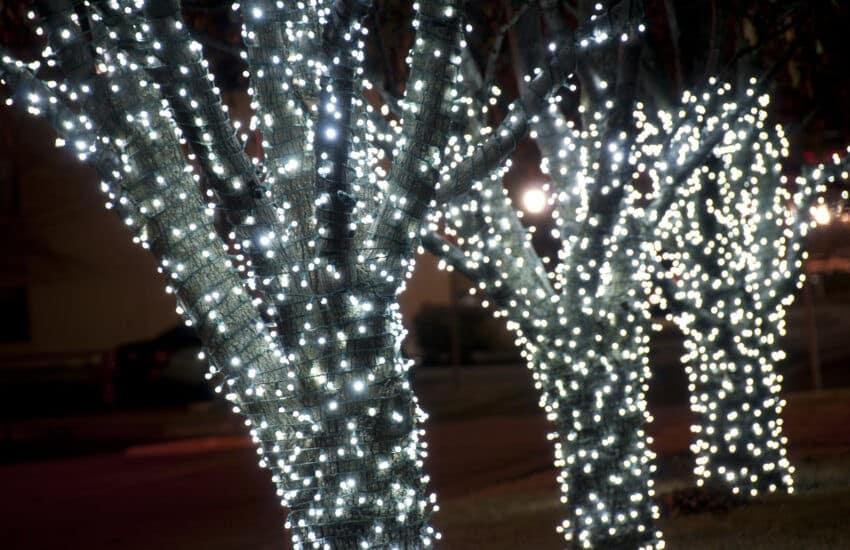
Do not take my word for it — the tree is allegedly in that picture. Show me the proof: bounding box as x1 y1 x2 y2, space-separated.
423 0 841 546
0 0 627 547
648 96 809 497
2 0 445 545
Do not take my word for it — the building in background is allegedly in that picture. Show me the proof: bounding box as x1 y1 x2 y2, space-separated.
0 106 457 391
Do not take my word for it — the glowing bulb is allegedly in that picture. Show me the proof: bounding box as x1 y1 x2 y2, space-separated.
522 187 547 214
812 204 831 225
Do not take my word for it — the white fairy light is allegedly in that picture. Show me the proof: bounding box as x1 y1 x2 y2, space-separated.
424 5 837 547
643 86 814 498
0 0 465 547
7 1 841 548
426 4 665 547
812 203 831 226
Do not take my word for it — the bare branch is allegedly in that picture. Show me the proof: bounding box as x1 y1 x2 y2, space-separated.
662 0 683 89
482 1 533 89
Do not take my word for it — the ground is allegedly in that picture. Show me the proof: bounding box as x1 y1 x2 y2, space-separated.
2 367 850 549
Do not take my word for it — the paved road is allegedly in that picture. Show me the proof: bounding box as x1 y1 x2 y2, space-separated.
3 385 850 549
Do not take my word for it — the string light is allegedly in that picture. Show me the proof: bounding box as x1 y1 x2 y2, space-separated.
0 0 471 547
5 1 845 548
646 84 815 498
426 3 665 547
424 12 839 547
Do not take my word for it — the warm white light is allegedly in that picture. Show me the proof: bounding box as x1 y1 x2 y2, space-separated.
522 187 547 214
813 204 831 225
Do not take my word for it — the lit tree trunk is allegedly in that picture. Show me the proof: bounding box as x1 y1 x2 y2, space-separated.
534 300 659 547
1 0 589 546
681 313 793 495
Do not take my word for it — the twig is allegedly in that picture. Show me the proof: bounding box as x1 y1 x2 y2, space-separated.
483 1 534 90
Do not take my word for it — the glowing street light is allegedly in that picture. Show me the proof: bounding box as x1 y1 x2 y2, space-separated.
522 187 547 214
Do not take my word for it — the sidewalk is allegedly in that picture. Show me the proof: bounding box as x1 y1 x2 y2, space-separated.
0 400 245 463
3 387 850 549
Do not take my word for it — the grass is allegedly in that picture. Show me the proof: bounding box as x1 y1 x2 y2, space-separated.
435 450 850 549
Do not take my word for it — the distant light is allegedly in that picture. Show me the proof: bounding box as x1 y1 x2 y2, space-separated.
522 187 547 214
813 204 831 226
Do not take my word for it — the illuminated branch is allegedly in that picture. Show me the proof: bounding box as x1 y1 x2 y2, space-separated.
512 2 584 232
145 0 266 221
652 106 807 498
421 231 486 281
805 147 850 186
322 0 372 52
435 35 577 203
242 0 316 259
29 0 293 424
646 41 800 226
562 38 642 297
0 52 74 128
142 0 316 359
367 0 463 265
646 87 763 226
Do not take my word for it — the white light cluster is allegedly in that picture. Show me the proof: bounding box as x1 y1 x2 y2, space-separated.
645 81 813 497
6 1 838 548
806 146 850 226
425 9 834 550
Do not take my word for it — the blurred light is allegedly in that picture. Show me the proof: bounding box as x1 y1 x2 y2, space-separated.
522 187 547 214
813 204 831 225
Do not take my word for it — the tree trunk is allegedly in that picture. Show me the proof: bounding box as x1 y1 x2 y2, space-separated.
531 306 662 548
683 319 794 496
263 304 437 548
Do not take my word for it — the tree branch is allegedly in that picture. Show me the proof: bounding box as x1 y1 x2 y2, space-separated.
366 0 463 267
0 51 76 132
435 31 578 203
647 41 801 226
483 1 533 89
145 0 266 221
314 0 372 268
421 230 485 280
31 0 295 421
242 0 316 258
